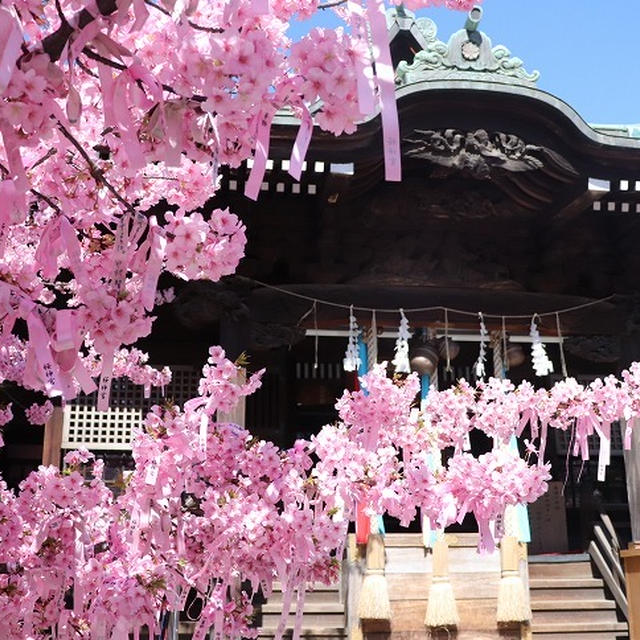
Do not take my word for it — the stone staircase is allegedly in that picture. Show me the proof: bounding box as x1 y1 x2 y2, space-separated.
176 581 346 640
257 581 346 640
174 533 630 640
529 554 629 640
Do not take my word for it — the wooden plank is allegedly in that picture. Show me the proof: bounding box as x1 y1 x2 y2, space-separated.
593 525 626 587
554 188 605 221
621 544 640 640
344 555 364 638
389 631 521 640
532 600 615 610
386 546 500 574
533 620 628 633
389 598 500 632
217 368 246 425
384 533 480 548
528 561 592 578
386 572 499 601
588 541 628 619
528 481 568 554
42 406 63 468
599 514 620 553
623 418 640 542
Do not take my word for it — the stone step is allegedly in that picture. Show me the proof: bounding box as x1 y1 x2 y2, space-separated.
532 620 628 634
271 582 340 592
260 602 345 628
528 560 593 578
529 577 605 590
531 599 616 611
258 627 346 640
533 631 629 640
532 607 620 625
530 585 606 600
383 532 479 548
268 582 342 604
266 590 342 605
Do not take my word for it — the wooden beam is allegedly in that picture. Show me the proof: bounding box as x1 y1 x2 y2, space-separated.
554 188 607 221
593 525 626 587
624 418 640 544
244 284 622 336
588 540 628 620
503 173 554 204
42 406 63 468
490 175 542 210
217 368 246 427
621 544 640 639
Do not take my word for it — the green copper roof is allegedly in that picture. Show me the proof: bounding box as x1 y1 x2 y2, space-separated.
590 124 640 139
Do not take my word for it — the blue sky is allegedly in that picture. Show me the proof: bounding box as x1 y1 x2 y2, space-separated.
289 1 640 125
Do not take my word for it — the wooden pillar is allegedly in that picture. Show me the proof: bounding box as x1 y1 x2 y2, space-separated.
219 315 249 362
624 418 640 544
621 544 640 639
622 417 640 639
345 534 365 640
217 368 247 427
621 323 640 638
42 405 64 467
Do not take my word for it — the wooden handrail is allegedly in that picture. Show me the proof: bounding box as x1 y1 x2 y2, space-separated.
588 515 628 621
594 525 626 587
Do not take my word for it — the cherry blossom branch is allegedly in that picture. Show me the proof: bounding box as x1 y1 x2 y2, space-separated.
76 58 99 78
29 148 58 172
82 47 127 72
80 46 207 102
318 0 347 8
30 188 62 214
40 0 224 64
56 121 139 217
0 160 60 213
41 0 118 62
142 0 224 33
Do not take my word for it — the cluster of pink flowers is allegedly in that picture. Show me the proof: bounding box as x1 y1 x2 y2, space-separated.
0 403 12 447
417 367 640 460
0 0 482 413
324 366 553 539
2 0 635 636
290 28 365 135
447 449 550 551
1 348 640 637
24 400 54 425
164 208 246 281
0 403 12 427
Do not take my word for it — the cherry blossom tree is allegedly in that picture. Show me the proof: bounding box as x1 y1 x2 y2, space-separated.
2 0 639 637
0 0 477 402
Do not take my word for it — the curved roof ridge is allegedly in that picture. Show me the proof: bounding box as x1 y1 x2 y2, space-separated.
389 5 540 88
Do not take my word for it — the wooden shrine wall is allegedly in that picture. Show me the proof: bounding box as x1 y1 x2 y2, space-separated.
355 533 525 640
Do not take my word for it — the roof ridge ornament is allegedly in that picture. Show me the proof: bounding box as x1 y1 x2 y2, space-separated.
394 5 540 87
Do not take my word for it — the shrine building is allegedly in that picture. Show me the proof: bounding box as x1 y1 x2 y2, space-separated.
2 6 640 640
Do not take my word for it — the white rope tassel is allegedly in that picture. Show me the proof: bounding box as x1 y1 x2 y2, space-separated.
392 308 411 373
343 306 361 372
556 312 568 378
444 309 452 373
530 314 554 377
474 312 488 379
502 317 509 373
491 331 504 380
366 311 378 370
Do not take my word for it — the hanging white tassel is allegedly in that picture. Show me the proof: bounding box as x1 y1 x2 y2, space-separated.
530 315 554 377
474 312 488 379
366 311 378 371
392 308 411 373
343 306 361 372
555 312 568 378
